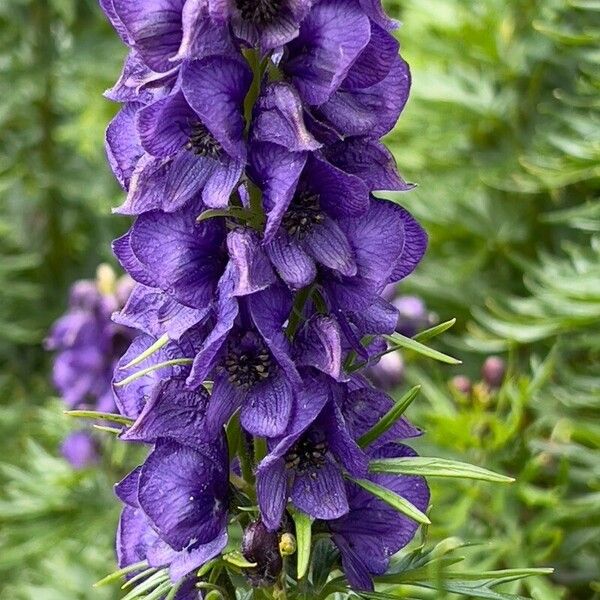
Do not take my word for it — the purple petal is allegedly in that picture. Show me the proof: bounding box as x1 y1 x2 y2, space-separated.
319 55 411 138
204 373 244 437
112 0 185 72
307 154 369 219
113 283 209 340
117 506 159 568
388 205 428 283
291 460 349 519
118 152 213 215
302 217 357 277
295 315 344 380
129 207 226 309
253 83 321 151
241 372 294 437
227 228 276 296
187 265 239 387
181 56 251 159
256 458 288 531
115 467 142 508
265 233 316 290
121 378 213 446
249 142 306 241
138 439 228 551
169 530 228 582
106 103 144 190
248 285 302 387
342 23 399 89
284 0 370 105
137 91 194 158
331 533 374 591
323 137 413 192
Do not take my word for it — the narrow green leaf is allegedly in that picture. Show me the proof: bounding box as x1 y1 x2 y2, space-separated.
292 510 313 579
384 333 462 365
93 424 122 435
413 318 457 343
121 570 169 600
121 333 170 369
122 567 158 589
358 385 421 448
165 581 184 600
94 561 149 587
196 207 251 223
114 358 193 387
222 551 257 569
369 457 515 483
144 581 174 600
348 478 431 525
65 410 134 427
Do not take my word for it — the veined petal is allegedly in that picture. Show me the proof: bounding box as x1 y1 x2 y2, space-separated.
266 233 316 290
302 217 357 277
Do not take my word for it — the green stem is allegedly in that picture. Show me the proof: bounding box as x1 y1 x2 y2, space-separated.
286 285 312 338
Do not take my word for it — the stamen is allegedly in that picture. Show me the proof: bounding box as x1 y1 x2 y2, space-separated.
224 342 273 390
282 190 325 239
285 436 328 472
186 121 222 159
235 0 284 26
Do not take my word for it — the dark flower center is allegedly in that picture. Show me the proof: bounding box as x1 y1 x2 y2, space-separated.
235 0 283 26
285 434 328 473
282 190 325 239
186 121 222 159
224 343 273 390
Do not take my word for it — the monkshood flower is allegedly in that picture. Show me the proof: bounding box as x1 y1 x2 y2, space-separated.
46 265 134 412
328 382 428 589
328 444 429 591
96 0 438 593
106 56 251 213
256 373 369 530
115 436 229 584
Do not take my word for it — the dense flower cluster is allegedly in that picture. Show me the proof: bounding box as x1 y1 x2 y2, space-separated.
100 0 429 594
46 265 134 467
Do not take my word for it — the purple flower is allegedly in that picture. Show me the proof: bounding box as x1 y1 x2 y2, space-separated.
281 0 371 106
107 56 251 213
256 373 368 530
186 286 301 438
329 444 429 591
208 0 313 51
61 431 99 470
113 331 202 419
116 437 229 582
46 271 134 412
101 0 234 71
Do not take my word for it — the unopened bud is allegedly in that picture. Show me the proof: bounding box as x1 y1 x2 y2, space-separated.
279 532 296 556
450 375 472 395
242 520 282 587
481 356 506 389
393 295 428 337
205 591 224 600
96 263 117 296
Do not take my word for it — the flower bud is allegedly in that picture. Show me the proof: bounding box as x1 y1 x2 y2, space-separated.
450 375 472 395
393 295 429 337
279 532 296 556
96 263 117 296
369 351 405 390
242 520 282 587
481 356 506 389
205 591 224 600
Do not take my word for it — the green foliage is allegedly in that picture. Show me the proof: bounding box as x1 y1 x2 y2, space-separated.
0 0 598 598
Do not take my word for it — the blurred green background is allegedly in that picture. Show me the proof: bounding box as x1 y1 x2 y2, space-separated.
0 0 598 598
